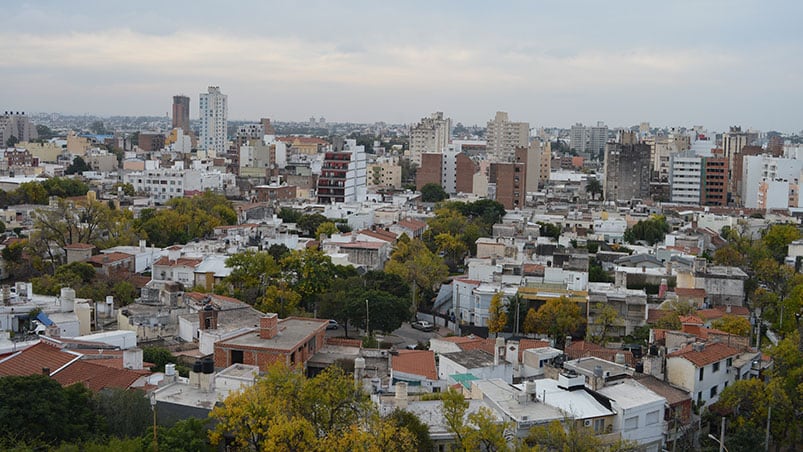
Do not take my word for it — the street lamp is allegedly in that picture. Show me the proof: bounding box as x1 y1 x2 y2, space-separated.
150 392 158 452
365 299 370 338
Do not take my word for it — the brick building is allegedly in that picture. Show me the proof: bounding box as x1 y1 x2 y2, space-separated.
213 314 328 371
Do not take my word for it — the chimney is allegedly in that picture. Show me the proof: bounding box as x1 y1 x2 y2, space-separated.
354 357 366 382
42 367 50 376
395 381 408 409
199 305 219 331
260 313 279 339
494 337 505 366
658 279 668 299
123 347 144 370
139 239 146 252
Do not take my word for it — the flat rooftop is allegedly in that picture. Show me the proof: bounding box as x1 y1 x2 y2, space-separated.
220 318 327 351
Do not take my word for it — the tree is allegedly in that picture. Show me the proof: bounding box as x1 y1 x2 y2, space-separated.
435 232 468 273
384 238 448 314
0 375 101 446
421 183 448 202
256 284 302 318
713 244 746 267
5 135 18 148
315 221 339 239
530 297 586 349
93 388 151 439
441 388 511 451
523 308 539 335
209 364 409 451
585 178 603 201
653 312 682 330
711 315 751 337
488 292 508 337
217 250 280 304
297 213 329 237
623 215 670 245
760 223 801 263
146 418 214 452
280 247 337 308
537 222 562 240
526 419 639 451
386 409 432 452
588 302 620 344
65 156 91 174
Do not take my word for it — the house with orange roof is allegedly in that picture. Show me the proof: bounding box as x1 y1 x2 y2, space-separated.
0 338 151 392
86 251 135 276
390 350 444 392
665 342 758 406
388 218 428 239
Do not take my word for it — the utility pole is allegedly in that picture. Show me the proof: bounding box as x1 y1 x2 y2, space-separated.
365 299 370 338
765 404 772 451
719 416 726 452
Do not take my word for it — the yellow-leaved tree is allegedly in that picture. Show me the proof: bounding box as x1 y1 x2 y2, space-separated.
488 292 508 338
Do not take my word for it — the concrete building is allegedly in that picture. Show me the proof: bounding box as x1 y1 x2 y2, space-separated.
741 155 803 209
604 139 651 203
722 126 751 195
368 158 402 189
408 112 451 166
587 283 648 337
416 147 476 195
570 123 587 155
597 379 667 451
665 342 745 407
669 152 702 205
485 111 529 162
488 156 526 209
0 112 37 145
138 132 165 152
172 95 191 134
199 86 228 154
589 122 608 159
317 139 367 204
213 314 328 371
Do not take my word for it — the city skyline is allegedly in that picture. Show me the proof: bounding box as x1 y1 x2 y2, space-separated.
1 1 802 132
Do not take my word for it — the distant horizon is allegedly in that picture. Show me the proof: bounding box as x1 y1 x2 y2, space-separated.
2 1 801 133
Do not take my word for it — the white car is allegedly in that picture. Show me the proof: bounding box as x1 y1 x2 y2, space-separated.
411 320 436 332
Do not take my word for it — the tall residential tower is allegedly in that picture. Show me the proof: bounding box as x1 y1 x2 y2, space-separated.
199 86 228 154
172 95 190 133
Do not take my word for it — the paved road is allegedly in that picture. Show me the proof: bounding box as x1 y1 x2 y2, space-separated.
326 321 444 348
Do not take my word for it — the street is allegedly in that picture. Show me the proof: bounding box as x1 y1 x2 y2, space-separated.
325 321 444 349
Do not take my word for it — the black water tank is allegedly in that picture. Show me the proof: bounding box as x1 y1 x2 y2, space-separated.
635 362 644 373
649 345 658 356
192 359 203 373
202 357 214 374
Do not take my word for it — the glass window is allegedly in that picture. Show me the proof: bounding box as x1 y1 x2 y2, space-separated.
646 410 660 425
624 416 638 431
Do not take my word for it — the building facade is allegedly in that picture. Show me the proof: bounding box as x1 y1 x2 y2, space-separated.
409 112 451 166
485 111 529 163
604 140 651 203
199 86 228 154
317 139 367 204
172 95 191 133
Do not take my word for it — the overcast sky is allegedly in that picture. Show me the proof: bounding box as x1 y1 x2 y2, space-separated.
2 1 801 131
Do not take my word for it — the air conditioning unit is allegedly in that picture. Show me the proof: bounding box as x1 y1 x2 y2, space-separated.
584 419 593 427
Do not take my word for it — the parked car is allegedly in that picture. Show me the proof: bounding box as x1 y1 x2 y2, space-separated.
411 320 436 332
327 319 339 330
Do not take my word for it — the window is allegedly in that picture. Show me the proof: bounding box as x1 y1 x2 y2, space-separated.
230 349 243 364
710 386 718 398
713 361 720 372
699 368 704 381
646 410 660 426
594 418 605 433
727 357 733 367
624 416 638 431
697 392 702 403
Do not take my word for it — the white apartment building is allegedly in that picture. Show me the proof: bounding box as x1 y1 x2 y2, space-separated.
597 380 666 452
199 86 228 154
408 112 451 166
589 122 608 158
317 139 367 204
570 123 587 155
742 155 803 208
665 342 746 407
485 111 529 163
669 153 703 204
125 161 235 204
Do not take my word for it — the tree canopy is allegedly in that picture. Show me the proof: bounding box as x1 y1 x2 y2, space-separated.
527 297 586 349
420 183 448 202
623 215 670 245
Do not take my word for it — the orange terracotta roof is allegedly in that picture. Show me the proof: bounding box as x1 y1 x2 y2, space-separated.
667 342 741 367
652 328 668 341
51 360 144 392
522 264 545 276
0 342 79 377
87 252 133 264
696 309 724 321
565 340 636 366
153 256 203 267
647 309 670 323
458 338 495 355
453 277 481 285
339 241 386 250
391 350 437 380
436 335 482 344
714 305 749 316
397 219 427 231
359 229 397 243
679 315 704 325
675 288 706 297
518 339 551 361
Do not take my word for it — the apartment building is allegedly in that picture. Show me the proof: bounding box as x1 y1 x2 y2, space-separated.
199 86 228 154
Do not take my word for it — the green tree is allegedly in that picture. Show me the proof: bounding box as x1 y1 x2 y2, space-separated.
93 388 151 439
0 375 101 446
280 247 337 308
760 223 801 263
588 302 620 344
315 221 339 239
710 315 751 336
523 307 539 335
5 135 19 148
537 222 562 240
623 215 670 245
653 311 682 330
434 232 468 273
421 183 448 202
488 292 508 337
297 213 329 237
218 250 280 303
256 284 302 318
585 178 603 200
385 238 448 315
526 419 639 451
65 156 91 174
146 418 214 452
386 409 432 452
530 297 586 349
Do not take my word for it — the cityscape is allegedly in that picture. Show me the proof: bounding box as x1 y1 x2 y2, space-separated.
0 2 801 452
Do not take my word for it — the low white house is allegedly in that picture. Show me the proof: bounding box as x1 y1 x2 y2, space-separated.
665 342 745 407
597 379 666 452
439 348 513 384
